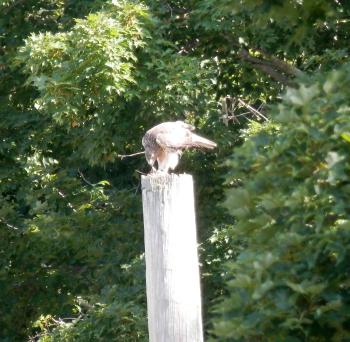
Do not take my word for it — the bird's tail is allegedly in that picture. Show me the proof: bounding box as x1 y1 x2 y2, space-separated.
191 133 217 149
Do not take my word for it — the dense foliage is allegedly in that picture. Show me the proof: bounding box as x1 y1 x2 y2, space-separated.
0 0 349 341
1 0 228 340
213 65 350 341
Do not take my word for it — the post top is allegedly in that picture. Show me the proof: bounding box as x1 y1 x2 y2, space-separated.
141 173 193 191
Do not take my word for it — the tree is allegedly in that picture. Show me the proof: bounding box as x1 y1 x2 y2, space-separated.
212 62 350 342
2 0 349 340
0 0 229 340
202 1 350 340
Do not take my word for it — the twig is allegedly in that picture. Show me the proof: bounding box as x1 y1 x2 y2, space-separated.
236 111 251 117
167 3 173 17
78 169 96 187
257 103 264 112
134 182 141 195
135 169 147 176
117 151 145 160
28 332 45 342
221 96 241 125
0 217 19 230
237 98 269 122
57 190 77 212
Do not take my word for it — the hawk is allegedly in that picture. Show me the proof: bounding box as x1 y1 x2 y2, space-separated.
142 121 217 173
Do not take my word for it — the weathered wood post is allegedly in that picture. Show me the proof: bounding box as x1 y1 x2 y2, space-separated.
141 174 203 342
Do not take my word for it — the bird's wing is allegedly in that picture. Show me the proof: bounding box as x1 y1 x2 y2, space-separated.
155 130 190 149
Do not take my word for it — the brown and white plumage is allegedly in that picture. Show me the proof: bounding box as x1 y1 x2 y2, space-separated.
142 121 217 173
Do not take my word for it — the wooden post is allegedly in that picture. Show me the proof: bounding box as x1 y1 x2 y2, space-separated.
141 174 203 342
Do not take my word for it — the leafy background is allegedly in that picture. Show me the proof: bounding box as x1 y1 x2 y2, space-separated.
0 0 349 341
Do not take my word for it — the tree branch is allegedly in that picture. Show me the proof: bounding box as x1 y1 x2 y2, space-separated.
239 48 297 87
223 34 301 87
251 47 302 77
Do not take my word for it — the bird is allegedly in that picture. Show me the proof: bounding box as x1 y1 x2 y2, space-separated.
142 121 217 173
